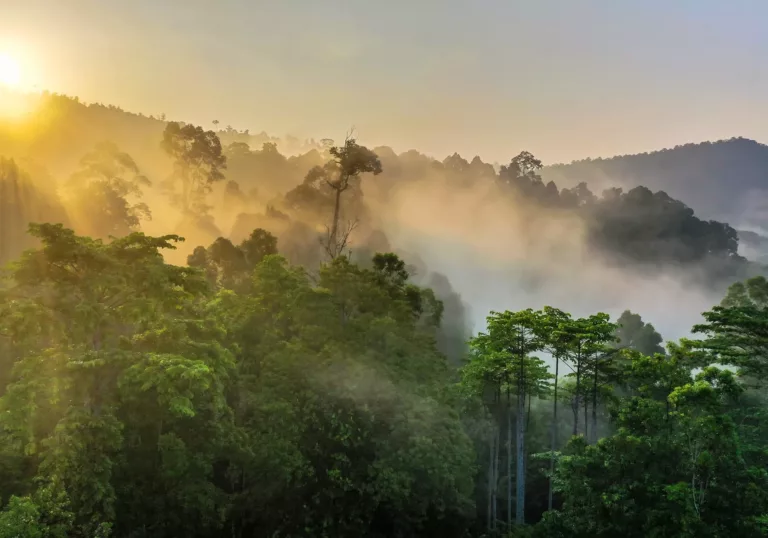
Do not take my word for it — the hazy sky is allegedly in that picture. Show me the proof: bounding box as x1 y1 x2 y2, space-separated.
2 0 768 163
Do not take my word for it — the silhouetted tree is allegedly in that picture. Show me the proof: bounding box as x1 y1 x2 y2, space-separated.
161 122 226 215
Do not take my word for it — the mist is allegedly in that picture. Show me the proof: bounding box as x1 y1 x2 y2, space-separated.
0 89 740 349
365 156 724 346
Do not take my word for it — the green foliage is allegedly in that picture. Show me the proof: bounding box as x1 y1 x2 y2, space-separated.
544 360 768 538
1 204 768 537
0 496 42 538
691 275 768 379
615 310 665 355
0 223 232 537
187 228 278 291
0 224 478 537
215 252 475 536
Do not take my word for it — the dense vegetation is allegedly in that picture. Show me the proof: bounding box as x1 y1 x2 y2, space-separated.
544 137 768 233
2 221 768 537
2 92 768 536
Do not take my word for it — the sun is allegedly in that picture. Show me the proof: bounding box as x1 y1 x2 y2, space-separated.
0 53 21 87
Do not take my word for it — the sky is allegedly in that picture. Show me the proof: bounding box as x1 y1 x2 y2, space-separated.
2 0 768 163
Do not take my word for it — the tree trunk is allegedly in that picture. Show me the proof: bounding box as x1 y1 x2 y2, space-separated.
527 391 532 429
584 398 589 441
573 357 581 436
591 357 599 444
516 357 526 525
548 356 559 511
507 384 512 528
492 421 499 529
181 165 191 214
329 186 343 257
487 421 494 530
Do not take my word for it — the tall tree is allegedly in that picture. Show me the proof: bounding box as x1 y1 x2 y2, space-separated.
187 228 278 291
64 141 151 239
615 310 665 356
692 275 768 380
161 122 226 216
537 306 573 511
560 313 617 438
303 137 382 258
467 309 548 526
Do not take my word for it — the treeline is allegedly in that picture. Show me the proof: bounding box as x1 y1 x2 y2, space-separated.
0 221 768 537
0 91 756 284
544 137 768 232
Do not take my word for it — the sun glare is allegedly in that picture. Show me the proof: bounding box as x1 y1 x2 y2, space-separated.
0 53 21 87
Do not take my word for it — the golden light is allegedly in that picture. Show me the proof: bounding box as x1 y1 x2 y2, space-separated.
0 53 21 87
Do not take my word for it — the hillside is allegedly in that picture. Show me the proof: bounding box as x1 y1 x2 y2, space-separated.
0 89 761 289
543 137 768 230
0 88 322 180
5 89 767 235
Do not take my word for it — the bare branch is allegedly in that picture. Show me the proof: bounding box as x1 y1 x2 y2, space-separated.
320 218 359 260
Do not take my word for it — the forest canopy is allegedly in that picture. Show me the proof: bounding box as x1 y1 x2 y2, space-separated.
1 222 767 537
1 90 768 537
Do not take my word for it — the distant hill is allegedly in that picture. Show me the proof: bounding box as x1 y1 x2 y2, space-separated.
0 88 322 181
543 138 768 230
1 88 766 280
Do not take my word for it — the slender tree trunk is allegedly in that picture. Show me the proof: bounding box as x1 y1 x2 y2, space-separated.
573 357 581 436
548 356 559 511
493 421 499 529
591 357 599 444
181 165 191 214
487 420 494 531
329 185 343 257
584 398 589 441
527 391 532 429
492 387 501 530
507 384 512 528
516 356 526 525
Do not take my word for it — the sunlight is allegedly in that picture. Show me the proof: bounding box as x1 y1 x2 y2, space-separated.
0 53 21 87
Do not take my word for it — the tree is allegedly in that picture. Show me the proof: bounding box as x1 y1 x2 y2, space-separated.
187 228 278 291
537 306 572 511
0 159 68 266
218 252 475 536
0 223 233 537
161 122 227 215
615 310 665 356
466 309 550 527
542 359 768 538
304 136 382 258
63 141 151 239
499 152 542 186
560 314 617 439
692 276 768 380
584 348 622 444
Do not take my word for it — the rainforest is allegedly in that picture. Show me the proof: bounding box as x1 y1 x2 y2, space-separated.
0 88 766 538
4 3 768 535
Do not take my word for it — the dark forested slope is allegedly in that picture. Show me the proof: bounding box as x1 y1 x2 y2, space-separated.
543 137 768 230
